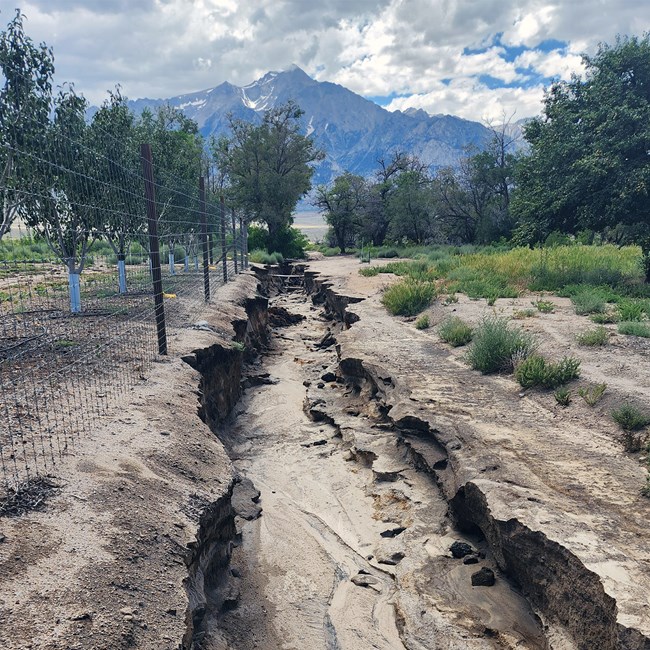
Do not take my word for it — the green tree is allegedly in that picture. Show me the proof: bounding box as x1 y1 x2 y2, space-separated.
217 101 323 254
89 87 142 292
512 35 650 277
0 10 54 239
24 85 95 312
136 105 203 273
387 168 437 243
314 172 366 253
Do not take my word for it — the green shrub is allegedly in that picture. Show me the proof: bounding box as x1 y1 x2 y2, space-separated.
554 387 571 406
570 288 609 315
415 314 430 330
578 383 607 406
533 299 555 313
438 316 473 347
512 309 537 319
376 248 400 258
381 280 436 316
466 316 537 373
612 403 650 431
515 355 580 389
359 267 380 277
590 312 619 324
617 300 645 322
618 321 650 338
576 326 609 346
249 249 284 264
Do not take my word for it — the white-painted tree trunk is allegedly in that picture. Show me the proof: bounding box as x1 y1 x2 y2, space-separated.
68 271 81 313
117 259 127 294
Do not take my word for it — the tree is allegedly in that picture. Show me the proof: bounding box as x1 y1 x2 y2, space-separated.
0 10 54 239
218 101 323 254
387 169 437 243
511 35 650 277
24 85 96 312
136 105 203 273
89 87 141 293
314 172 366 253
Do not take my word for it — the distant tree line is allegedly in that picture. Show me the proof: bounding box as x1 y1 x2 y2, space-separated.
317 34 650 281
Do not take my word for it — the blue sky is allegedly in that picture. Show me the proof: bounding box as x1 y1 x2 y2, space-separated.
2 0 649 122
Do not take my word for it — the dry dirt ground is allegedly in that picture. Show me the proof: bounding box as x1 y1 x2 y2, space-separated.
0 275 256 650
2 255 650 649
305 255 650 648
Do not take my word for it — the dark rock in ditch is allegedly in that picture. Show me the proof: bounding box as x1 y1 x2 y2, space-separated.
321 372 337 383
380 527 406 538
463 555 480 565
351 574 380 587
232 478 262 521
471 567 496 587
450 541 474 558
317 382 325 389
268 306 306 327
315 331 336 349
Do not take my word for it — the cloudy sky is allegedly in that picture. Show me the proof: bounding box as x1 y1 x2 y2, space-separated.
2 0 648 122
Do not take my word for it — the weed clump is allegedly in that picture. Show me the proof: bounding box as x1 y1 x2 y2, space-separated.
554 387 571 406
512 309 537 319
415 314 430 330
381 280 436 316
576 326 609 346
466 316 537 373
618 321 650 338
533 299 555 313
617 300 645 322
515 355 580 389
578 383 607 406
249 249 284 265
438 316 473 347
612 403 650 431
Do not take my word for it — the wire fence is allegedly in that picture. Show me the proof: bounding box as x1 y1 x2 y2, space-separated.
0 115 248 508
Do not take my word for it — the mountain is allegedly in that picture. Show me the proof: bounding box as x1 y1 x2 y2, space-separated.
128 65 492 185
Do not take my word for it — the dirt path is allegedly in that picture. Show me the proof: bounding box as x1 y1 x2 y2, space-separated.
209 287 546 650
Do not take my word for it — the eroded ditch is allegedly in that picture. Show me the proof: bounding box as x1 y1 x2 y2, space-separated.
183 265 549 650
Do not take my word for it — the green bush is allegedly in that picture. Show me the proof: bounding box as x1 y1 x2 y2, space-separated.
570 288 610 315
617 300 645 321
415 314 430 330
466 316 537 373
515 355 581 389
359 267 380 277
381 280 436 316
590 311 619 324
612 403 650 431
554 387 571 406
512 309 537 319
578 383 607 406
438 316 473 347
533 299 555 313
618 321 650 337
376 248 400 258
249 249 284 264
576 326 609 346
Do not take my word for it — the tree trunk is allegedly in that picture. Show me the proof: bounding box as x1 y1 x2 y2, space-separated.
67 261 81 313
117 253 127 295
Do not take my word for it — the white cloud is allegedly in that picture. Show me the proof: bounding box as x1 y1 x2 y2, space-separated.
1 0 648 120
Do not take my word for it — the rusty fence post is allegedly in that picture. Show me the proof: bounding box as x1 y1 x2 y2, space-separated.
140 143 167 355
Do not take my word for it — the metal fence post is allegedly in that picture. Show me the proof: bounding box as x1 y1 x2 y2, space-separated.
231 208 238 274
220 194 228 283
199 176 210 302
239 216 245 270
140 143 167 355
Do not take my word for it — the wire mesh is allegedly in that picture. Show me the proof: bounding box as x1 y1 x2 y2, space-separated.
0 104 248 503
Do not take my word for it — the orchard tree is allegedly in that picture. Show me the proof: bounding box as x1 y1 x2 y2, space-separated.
89 87 141 293
24 86 96 312
0 10 54 239
218 101 323 254
511 35 650 276
314 172 366 253
137 105 203 273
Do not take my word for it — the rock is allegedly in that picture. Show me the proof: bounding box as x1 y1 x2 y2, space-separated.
471 567 496 587
376 550 405 566
312 439 328 446
450 541 474 558
119 607 134 616
69 611 92 621
0 533 5 543
159 431 170 436
303 380 311 387
321 372 337 383
351 574 380 587
317 382 325 389
232 478 263 521
463 555 479 565
380 527 406 538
